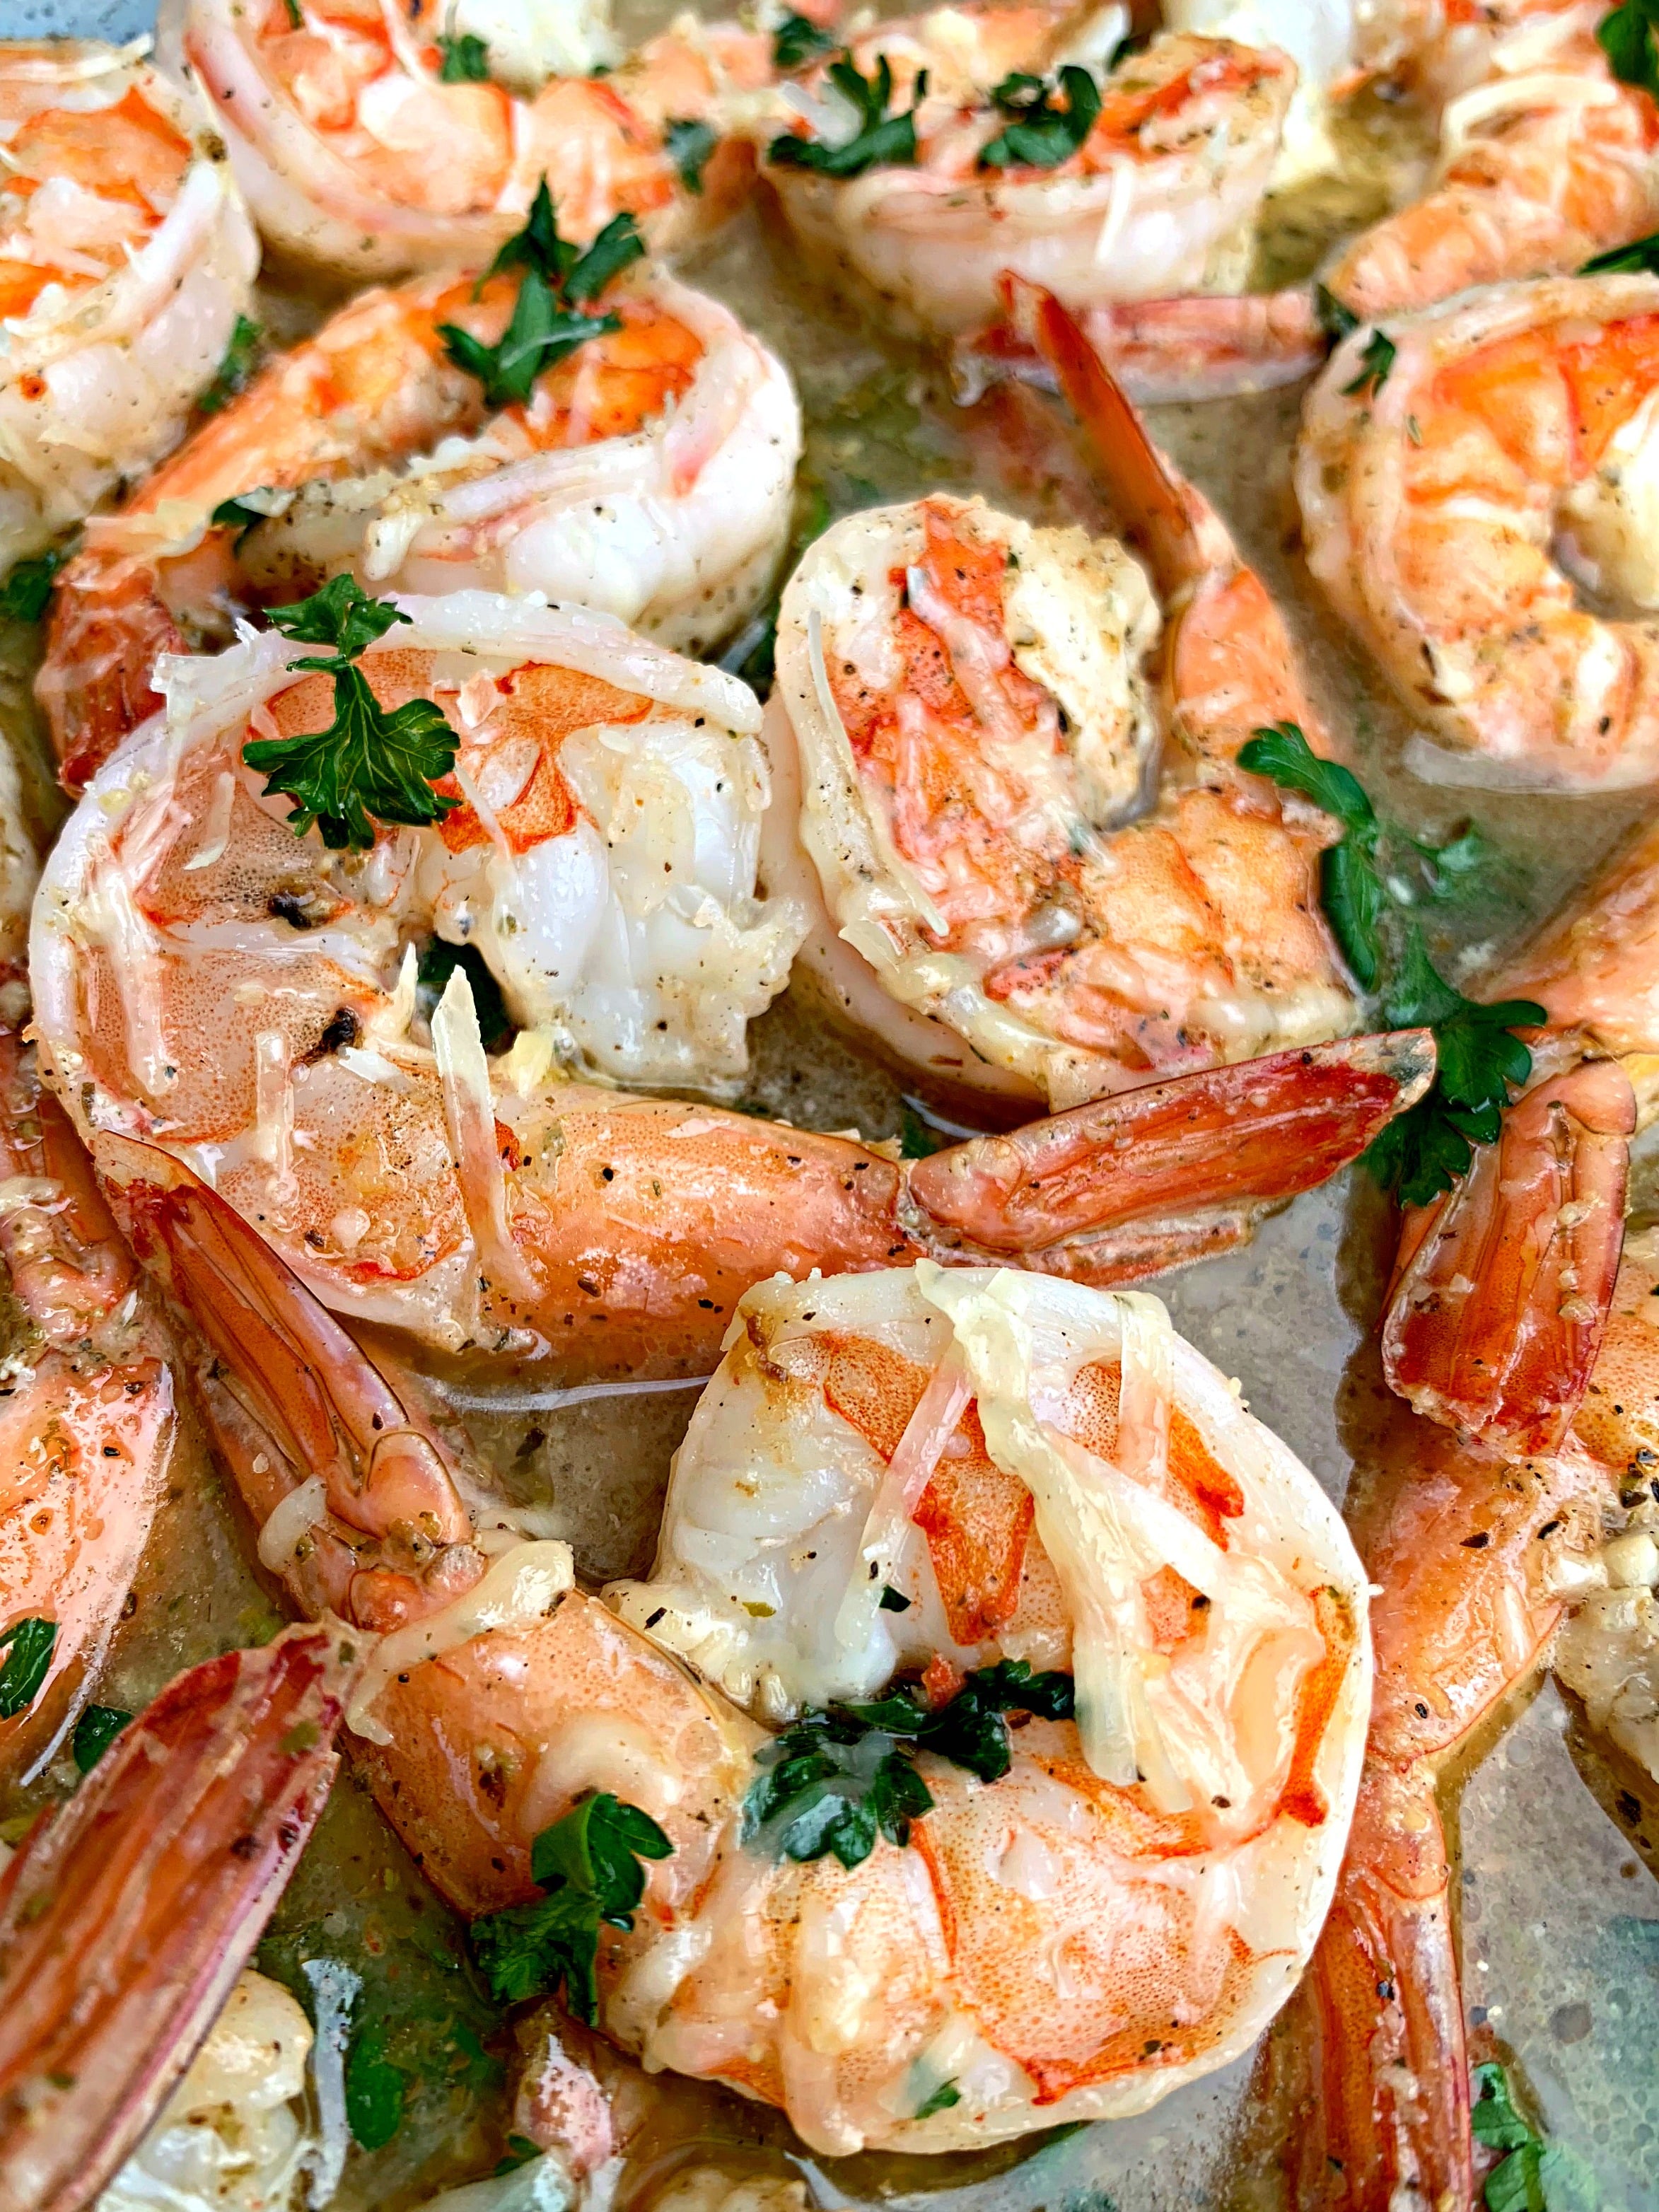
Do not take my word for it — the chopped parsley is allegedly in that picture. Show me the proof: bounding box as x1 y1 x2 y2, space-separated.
71 1704 133 1774
768 53 926 179
1238 721 1543 1208
1472 2062 1597 2212
664 116 718 193
1315 281 1360 341
438 182 644 411
1342 328 1397 397
773 11 836 69
344 2017 407 2150
900 1101 951 1158
470 1792 672 2020
0 1618 56 1719
198 315 263 416
743 1660 1074 1869
437 31 491 82
243 576 459 851
878 1583 912 1612
1600 0 1659 98
0 545 69 623
979 66 1101 170
1582 226 1659 275
914 2077 962 2119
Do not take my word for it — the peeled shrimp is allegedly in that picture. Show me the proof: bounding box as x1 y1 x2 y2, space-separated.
763 293 1357 1115
761 22 1296 339
1297 272 1659 791
30 588 1432 1375
39 260 801 787
163 0 769 281
0 40 258 578
114 1153 1371 2157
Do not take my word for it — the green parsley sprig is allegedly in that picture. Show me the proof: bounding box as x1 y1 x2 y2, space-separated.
470 1791 672 2018
437 30 490 81
768 53 926 180
1472 2063 1597 2212
1343 327 1397 397
664 117 718 192
0 1617 56 1718
71 1703 132 1774
0 545 69 624
743 1660 1074 1870
1582 226 1659 275
243 576 460 851
199 315 264 417
1237 722 1543 1209
438 182 644 411
774 11 836 69
979 66 1101 170
1600 0 1659 99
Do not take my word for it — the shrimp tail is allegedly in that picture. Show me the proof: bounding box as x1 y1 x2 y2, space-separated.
1278 1768 1474 2212
902 1030 1436 1278
1382 1059 1636 1453
0 1624 358 2212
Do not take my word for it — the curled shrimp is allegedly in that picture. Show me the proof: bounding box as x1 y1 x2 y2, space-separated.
0 1623 354 2212
1297 272 1659 793
110 1147 1372 2156
761 18 1296 339
763 286 1358 1116
0 40 258 577
38 256 801 787
29 588 1433 1375
163 0 770 281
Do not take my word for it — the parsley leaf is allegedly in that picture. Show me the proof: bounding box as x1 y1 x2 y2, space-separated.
665 117 718 192
243 576 459 851
1239 721 1543 1209
914 2078 962 2119
900 1101 951 1157
769 54 926 179
774 11 836 68
1343 329 1397 397
344 2018 407 2150
1582 225 1659 275
1315 282 1360 341
979 65 1101 169
71 1704 132 1774
470 1793 672 2021
438 184 643 410
0 545 69 624
1600 0 1659 97
199 315 263 416
1470 2063 1599 2212
878 1583 912 1612
437 30 490 81
0 1618 56 1719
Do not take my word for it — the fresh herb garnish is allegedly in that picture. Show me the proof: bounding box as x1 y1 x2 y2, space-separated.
1342 328 1396 397
743 1660 1074 1869
281 0 302 26
71 1704 132 1774
344 2017 407 2150
979 65 1100 169
437 30 490 81
1582 225 1659 275
1472 2062 1597 2212
416 939 512 1054
1238 721 1543 1207
243 576 459 851
199 314 263 416
0 1618 56 1719
878 1583 912 1612
1315 282 1359 341
773 11 835 69
438 182 643 410
664 117 718 192
914 2078 962 2119
768 54 926 179
1600 0 1659 98
900 1102 951 1158
470 1792 672 2019
0 545 68 623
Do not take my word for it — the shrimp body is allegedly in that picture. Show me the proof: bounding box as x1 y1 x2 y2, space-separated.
166 0 766 280
115 1155 1371 2157
763 28 1295 339
40 264 800 786
1297 272 1659 791
0 42 258 575
763 479 1354 1112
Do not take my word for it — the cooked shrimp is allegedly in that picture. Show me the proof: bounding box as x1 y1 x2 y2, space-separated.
38 257 801 787
0 1624 354 2212
763 290 1357 1116
761 25 1296 339
1297 271 1659 792
30 586 1433 1374
1163 0 1363 185
0 40 258 578
1263 1235 1659 2208
164 0 768 281
1320 0 1659 324
112 1156 1371 2155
